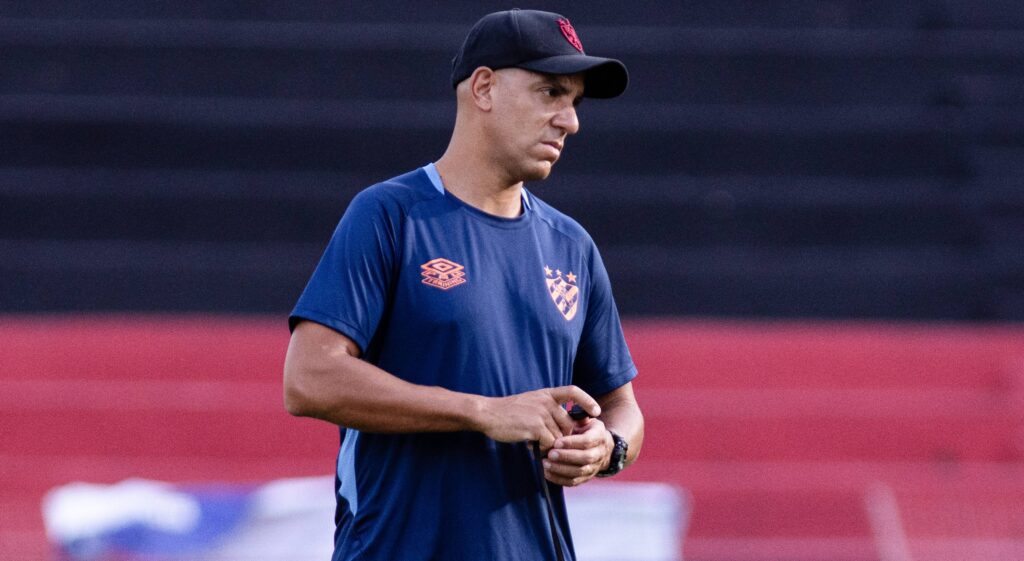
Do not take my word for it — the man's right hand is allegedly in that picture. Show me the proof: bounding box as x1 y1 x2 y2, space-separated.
472 385 601 453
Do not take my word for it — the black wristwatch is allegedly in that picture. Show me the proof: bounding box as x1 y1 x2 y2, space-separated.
597 431 628 477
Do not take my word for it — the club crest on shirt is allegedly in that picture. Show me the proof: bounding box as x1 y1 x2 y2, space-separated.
421 258 467 290
544 265 579 321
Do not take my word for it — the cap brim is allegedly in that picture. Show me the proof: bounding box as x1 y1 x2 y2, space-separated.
517 54 628 99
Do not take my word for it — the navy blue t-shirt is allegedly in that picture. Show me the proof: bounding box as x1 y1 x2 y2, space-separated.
290 164 637 561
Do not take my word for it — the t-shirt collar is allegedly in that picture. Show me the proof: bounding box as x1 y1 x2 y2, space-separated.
422 163 532 211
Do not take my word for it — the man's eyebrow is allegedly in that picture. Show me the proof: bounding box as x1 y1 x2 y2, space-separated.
534 76 565 89
538 75 585 98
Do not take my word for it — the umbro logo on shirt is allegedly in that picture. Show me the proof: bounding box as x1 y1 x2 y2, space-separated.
421 258 467 290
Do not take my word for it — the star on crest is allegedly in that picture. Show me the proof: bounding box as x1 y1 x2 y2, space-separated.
544 265 553 277
566 272 577 283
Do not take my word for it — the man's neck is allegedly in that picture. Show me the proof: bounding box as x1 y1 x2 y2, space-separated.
434 153 524 219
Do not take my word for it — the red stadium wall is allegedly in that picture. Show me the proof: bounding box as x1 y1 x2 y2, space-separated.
2 317 1023 561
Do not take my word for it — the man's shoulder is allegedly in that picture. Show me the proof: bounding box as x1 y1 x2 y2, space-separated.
350 167 441 217
528 190 595 248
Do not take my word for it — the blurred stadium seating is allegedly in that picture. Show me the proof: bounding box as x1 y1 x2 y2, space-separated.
625 320 1024 560
3 2 1024 560
2 0 1023 320
2 317 1023 560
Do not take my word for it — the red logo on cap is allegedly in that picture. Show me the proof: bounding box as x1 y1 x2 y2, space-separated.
558 18 584 52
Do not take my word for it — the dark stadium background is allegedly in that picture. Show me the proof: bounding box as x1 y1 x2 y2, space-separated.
2 2 1023 560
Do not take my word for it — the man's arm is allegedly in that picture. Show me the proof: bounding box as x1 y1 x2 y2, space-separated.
541 381 643 487
283 320 602 452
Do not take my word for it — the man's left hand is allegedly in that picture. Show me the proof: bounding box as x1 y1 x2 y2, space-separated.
542 417 613 487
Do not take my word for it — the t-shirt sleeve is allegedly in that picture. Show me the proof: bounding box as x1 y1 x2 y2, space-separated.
288 189 399 354
572 241 638 398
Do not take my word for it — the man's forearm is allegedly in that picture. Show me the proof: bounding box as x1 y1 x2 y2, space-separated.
597 383 644 468
284 321 602 451
284 321 486 433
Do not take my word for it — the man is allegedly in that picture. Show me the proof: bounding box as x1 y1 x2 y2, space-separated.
283 9 643 561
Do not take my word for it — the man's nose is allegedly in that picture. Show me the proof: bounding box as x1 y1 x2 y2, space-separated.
553 105 580 135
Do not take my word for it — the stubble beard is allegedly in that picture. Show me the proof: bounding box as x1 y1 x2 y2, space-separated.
516 147 558 183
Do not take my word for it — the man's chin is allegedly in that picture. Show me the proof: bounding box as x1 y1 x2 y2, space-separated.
521 161 555 182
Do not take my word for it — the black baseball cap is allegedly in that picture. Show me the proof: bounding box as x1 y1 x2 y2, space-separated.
451 9 628 99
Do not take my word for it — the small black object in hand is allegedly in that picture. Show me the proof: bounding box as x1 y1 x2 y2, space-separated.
567 404 590 421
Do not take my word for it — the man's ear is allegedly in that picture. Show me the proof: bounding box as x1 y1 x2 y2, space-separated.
469 67 495 111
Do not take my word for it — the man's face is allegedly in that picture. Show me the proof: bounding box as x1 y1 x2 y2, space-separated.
487 68 584 182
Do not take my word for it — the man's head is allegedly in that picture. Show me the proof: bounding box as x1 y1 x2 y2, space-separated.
456 66 582 182
449 10 628 183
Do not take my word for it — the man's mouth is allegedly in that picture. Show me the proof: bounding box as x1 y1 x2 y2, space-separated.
541 141 563 156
